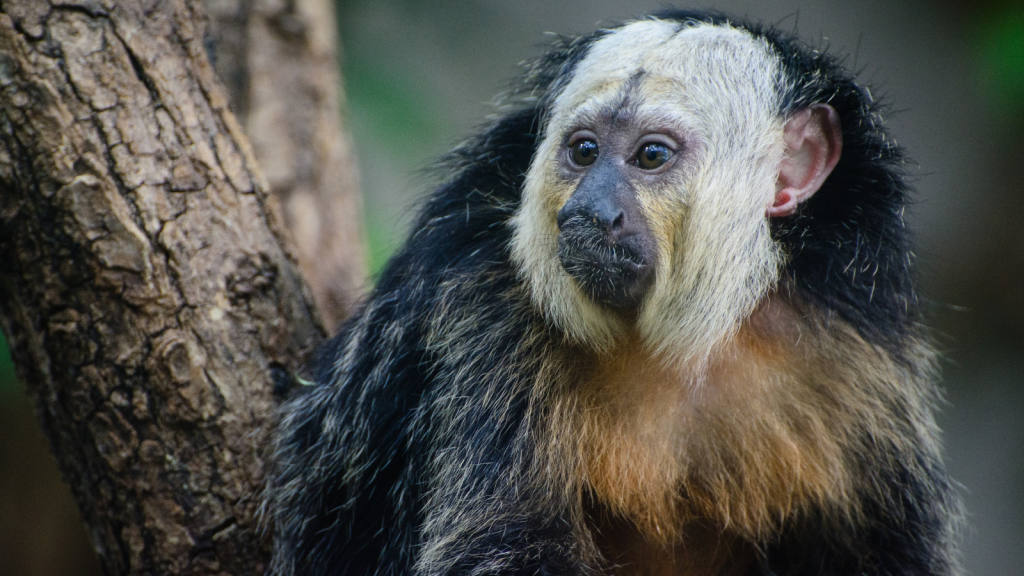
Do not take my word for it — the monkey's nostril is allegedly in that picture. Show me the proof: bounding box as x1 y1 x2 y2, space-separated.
596 210 624 236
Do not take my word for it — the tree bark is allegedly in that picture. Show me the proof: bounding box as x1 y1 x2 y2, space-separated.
0 1 330 574
204 0 366 330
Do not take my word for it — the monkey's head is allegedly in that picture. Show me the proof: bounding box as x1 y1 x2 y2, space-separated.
511 18 849 362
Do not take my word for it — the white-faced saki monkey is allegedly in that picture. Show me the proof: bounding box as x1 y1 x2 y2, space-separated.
268 9 962 576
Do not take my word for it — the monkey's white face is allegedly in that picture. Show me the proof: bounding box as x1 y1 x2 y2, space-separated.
511 20 786 365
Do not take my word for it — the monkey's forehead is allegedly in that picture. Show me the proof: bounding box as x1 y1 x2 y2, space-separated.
550 20 781 126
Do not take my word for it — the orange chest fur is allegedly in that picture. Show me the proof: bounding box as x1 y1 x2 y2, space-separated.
568 302 857 549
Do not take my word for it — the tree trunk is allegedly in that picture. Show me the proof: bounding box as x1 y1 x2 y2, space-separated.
0 0 342 574
204 0 366 330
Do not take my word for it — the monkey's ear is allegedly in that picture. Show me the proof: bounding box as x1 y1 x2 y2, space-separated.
769 104 843 217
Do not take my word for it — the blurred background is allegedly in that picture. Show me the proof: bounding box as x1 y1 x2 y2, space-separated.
1 0 1021 574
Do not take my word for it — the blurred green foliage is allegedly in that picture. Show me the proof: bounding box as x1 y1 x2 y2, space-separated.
0 331 21 399
364 209 406 276
977 4 1024 118
340 57 449 274
343 57 438 275
344 59 440 149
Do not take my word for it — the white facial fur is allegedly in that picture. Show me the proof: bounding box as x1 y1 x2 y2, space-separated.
510 19 787 367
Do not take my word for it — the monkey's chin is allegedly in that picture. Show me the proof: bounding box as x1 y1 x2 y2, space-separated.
557 240 654 311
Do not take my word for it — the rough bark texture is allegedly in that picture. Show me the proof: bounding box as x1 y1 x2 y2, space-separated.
204 0 366 330
0 1 326 575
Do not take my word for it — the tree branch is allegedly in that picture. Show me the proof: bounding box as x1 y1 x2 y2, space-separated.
205 0 366 330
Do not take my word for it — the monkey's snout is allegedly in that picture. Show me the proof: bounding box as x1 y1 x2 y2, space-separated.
557 195 626 240
556 213 656 310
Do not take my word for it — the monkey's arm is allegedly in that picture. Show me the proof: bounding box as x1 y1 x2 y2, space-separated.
269 269 582 576
269 300 430 576
764 451 958 576
759 359 961 576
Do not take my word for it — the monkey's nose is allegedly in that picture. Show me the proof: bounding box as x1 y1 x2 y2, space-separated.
557 197 627 241
591 208 625 235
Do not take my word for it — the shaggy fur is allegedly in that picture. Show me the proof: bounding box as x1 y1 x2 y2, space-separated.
268 10 960 576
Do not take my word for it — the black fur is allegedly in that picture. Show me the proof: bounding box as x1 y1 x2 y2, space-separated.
268 11 958 576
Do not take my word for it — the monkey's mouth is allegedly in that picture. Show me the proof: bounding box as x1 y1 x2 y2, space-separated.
557 219 655 310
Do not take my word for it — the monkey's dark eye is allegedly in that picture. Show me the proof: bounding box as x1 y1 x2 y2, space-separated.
570 139 599 166
637 143 671 170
